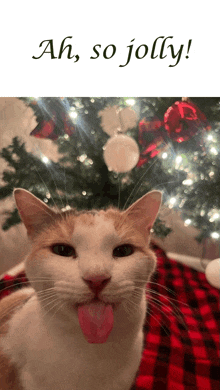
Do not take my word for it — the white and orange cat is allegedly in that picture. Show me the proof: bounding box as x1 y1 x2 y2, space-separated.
0 188 161 390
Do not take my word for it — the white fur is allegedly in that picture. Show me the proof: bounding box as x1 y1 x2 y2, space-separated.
1 189 161 390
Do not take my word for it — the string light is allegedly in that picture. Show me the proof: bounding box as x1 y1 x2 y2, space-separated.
41 156 50 164
175 155 183 170
209 212 220 222
69 108 78 119
182 179 193 186
77 154 87 163
32 97 40 101
175 155 182 164
207 134 213 141
184 219 192 226
210 147 218 155
62 205 71 211
162 152 168 159
211 232 220 240
125 99 135 106
169 197 177 205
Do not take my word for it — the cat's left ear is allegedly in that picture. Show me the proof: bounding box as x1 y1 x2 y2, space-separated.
123 191 162 232
14 188 56 236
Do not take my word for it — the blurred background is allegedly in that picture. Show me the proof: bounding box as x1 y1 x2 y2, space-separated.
0 97 219 275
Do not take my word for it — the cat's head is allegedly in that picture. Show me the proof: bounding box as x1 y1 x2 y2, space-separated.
14 189 161 332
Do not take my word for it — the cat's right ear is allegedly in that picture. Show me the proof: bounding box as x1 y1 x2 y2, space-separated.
14 188 56 236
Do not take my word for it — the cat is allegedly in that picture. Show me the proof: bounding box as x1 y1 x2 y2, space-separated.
0 188 162 390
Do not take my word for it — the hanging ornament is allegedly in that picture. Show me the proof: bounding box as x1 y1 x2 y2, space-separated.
28 98 75 140
103 134 140 173
164 100 211 143
137 116 165 166
137 98 211 167
30 111 75 140
100 105 139 172
138 116 163 148
99 105 137 136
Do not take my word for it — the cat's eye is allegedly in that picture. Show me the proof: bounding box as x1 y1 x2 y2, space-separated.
113 244 134 258
51 244 76 257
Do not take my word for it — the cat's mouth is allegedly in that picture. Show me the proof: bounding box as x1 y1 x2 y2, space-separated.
76 298 115 344
75 297 116 310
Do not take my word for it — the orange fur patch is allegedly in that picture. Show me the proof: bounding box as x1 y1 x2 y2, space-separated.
0 289 32 390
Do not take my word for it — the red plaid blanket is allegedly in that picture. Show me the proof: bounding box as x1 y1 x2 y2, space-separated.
0 246 219 389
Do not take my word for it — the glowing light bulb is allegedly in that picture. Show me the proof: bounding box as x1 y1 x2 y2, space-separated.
210 147 218 155
175 155 182 164
182 179 193 186
69 108 78 119
62 205 71 211
211 232 220 240
77 154 87 163
162 152 168 159
125 99 135 106
42 156 50 164
207 134 213 141
210 213 220 222
170 197 177 205
184 219 192 226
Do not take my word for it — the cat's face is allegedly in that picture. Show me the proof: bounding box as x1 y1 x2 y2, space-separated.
14 189 161 333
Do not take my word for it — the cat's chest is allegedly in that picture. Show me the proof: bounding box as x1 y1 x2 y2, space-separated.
21 333 141 390
7 297 144 390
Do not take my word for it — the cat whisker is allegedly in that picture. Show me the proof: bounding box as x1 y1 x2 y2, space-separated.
36 290 58 299
0 280 59 296
130 286 188 330
147 294 184 319
132 290 188 325
37 293 59 305
122 295 170 336
117 173 121 209
0 291 35 332
46 300 67 327
36 287 57 294
146 288 190 308
147 296 188 330
123 156 161 210
133 278 177 296
32 156 65 212
40 297 62 321
146 305 170 336
0 304 27 333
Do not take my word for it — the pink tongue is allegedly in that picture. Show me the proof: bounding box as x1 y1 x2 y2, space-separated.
78 302 114 344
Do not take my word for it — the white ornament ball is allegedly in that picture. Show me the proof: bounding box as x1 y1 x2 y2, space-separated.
99 106 137 136
103 134 140 173
205 258 220 289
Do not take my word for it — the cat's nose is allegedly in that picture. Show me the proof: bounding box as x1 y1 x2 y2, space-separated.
82 275 111 294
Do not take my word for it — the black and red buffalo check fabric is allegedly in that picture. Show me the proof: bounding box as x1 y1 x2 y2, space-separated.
0 246 219 389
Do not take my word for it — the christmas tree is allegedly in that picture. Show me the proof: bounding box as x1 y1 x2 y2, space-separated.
0 97 219 243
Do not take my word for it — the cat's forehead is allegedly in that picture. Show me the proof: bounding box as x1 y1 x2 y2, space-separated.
74 212 117 238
